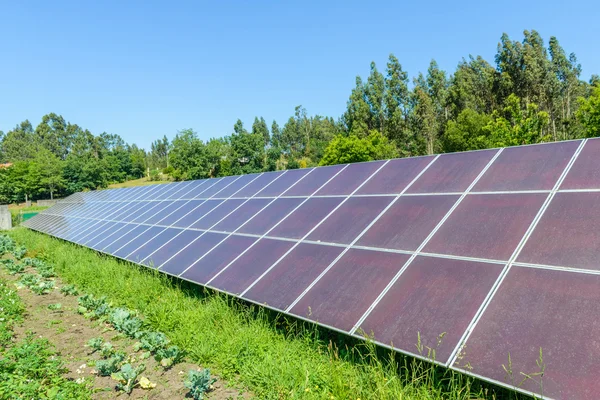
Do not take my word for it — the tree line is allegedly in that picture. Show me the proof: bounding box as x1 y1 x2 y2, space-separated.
1 30 599 203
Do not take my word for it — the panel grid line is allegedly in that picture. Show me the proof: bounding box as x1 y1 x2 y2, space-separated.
242 156 437 301
347 148 504 336
445 138 588 368
106 175 250 255
177 164 351 278
152 170 297 270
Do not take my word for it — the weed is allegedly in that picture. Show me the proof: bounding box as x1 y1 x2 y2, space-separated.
185 369 216 400
112 363 146 394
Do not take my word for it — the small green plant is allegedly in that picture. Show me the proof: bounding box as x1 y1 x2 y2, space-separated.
185 369 216 400
112 363 146 394
155 345 185 369
18 273 40 288
86 337 104 352
78 294 111 318
100 342 115 358
11 245 27 260
0 234 16 255
60 284 79 296
31 280 55 295
110 308 144 338
1 259 24 275
47 303 62 311
95 353 126 376
135 331 169 352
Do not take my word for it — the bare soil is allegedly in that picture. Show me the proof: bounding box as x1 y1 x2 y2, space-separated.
2 267 247 400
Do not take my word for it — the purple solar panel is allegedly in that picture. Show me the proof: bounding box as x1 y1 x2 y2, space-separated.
268 197 344 239
518 192 600 270
473 141 579 191
236 197 304 235
255 168 312 197
27 137 600 400
189 199 246 230
407 149 497 193
357 156 434 195
158 232 229 275
307 196 393 245
211 198 272 233
144 230 221 271
243 243 344 310
284 164 345 196
290 249 410 332
424 193 546 260
179 235 257 283
126 228 181 263
358 195 459 251
359 256 503 363
316 161 386 196
171 200 222 228
209 238 295 295
232 171 285 198
561 138 600 189
456 267 600 400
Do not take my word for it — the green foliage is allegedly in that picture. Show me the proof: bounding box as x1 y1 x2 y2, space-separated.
47 303 62 311
95 353 126 376
18 273 41 289
320 131 397 165
444 109 492 152
0 235 16 255
112 363 146 394
11 246 27 260
577 84 600 137
86 337 104 352
185 369 216 400
109 308 144 338
136 331 169 352
78 294 111 318
1 259 24 275
30 280 55 295
60 284 79 296
155 345 185 369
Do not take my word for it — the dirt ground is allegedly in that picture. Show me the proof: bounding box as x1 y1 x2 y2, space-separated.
2 267 247 400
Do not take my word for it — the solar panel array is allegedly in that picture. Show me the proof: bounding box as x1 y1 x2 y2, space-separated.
23 138 600 399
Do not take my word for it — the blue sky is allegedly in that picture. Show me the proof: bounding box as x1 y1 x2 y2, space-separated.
1 0 598 150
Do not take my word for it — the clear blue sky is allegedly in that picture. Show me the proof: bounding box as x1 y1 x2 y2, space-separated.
1 0 598 150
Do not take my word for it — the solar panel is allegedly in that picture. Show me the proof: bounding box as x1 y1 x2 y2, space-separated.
24 138 600 399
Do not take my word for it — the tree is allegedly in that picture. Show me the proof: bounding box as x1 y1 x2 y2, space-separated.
169 129 208 180
320 131 397 166
365 61 386 132
252 117 270 147
485 94 550 147
35 149 65 199
443 109 492 152
343 77 371 136
230 120 264 175
577 84 600 138
35 113 71 159
384 54 410 148
411 74 438 155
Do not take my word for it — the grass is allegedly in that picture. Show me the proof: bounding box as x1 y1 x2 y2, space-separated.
7 228 527 400
108 175 172 189
0 277 92 399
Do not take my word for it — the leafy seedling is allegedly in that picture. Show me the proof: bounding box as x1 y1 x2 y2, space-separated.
60 284 79 296
86 337 104 352
11 246 27 260
95 353 126 376
100 342 115 358
185 369 216 400
156 345 185 369
110 308 144 338
18 273 40 289
135 331 169 352
31 280 55 295
47 303 62 311
1 259 24 275
112 363 146 394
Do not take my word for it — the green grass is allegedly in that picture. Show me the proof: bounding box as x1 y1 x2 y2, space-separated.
7 228 525 400
0 277 92 399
